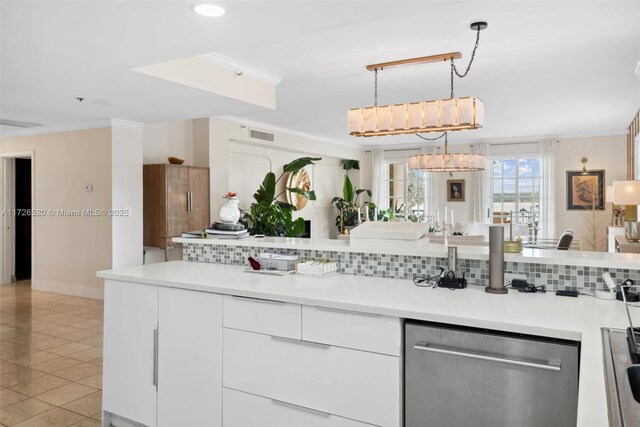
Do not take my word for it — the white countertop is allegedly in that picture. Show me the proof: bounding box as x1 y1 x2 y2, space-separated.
98 260 635 427
174 235 640 270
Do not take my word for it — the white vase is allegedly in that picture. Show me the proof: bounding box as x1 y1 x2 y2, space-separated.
220 198 240 224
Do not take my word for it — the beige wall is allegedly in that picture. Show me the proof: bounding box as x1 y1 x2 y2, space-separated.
554 134 627 251
0 128 113 298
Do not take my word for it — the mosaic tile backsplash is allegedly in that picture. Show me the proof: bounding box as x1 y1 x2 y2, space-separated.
183 243 640 292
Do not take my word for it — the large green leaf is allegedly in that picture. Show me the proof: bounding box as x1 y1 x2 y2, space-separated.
343 175 354 203
342 159 360 171
287 187 317 201
282 157 322 174
253 172 276 204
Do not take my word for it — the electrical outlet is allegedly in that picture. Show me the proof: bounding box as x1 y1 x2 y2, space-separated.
505 273 526 288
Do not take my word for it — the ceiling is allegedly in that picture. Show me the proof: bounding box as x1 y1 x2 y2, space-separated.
1 0 639 148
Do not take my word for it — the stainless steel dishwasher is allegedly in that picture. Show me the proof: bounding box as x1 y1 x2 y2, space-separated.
405 320 580 427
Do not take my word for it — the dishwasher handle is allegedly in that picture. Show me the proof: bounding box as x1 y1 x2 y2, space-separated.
413 342 561 372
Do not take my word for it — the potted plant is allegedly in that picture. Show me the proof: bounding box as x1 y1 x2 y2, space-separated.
330 160 373 234
242 157 320 237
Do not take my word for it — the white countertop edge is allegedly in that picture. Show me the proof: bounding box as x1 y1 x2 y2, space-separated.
173 236 640 270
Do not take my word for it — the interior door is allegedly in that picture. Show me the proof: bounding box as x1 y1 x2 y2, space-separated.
157 287 222 426
188 167 210 230
166 165 189 238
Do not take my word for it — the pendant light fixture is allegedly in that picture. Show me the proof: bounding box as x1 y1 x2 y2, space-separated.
348 22 487 138
407 133 488 172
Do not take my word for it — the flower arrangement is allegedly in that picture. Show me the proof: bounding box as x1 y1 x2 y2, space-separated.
223 192 237 199
613 208 625 216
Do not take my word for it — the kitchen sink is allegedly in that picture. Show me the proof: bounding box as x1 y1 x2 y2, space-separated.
627 365 640 404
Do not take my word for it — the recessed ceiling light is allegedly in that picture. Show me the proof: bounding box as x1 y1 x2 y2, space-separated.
193 4 226 17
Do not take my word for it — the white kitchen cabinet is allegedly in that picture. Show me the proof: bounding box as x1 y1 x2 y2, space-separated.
223 387 373 427
157 287 222 427
302 305 402 356
222 294 301 339
103 280 159 427
223 328 400 427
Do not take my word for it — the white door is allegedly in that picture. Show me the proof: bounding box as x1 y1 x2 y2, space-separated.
103 280 159 426
157 287 223 426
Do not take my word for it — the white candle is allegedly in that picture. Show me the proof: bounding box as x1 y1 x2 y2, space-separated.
451 209 454 225
436 210 440 224
444 207 448 225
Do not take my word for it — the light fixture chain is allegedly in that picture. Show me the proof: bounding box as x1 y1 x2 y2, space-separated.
417 131 447 142
374 68 379 107
451 27 481 79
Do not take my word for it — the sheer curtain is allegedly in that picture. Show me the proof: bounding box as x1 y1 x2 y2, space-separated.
471 143 490 222
370 149 385 209
540 140 555 239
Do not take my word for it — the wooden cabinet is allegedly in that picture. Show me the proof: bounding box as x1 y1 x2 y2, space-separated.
144 164 210 248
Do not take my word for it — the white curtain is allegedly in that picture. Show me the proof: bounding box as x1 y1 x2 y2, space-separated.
540 140 555 239
471 143 490 222
370 149 385 209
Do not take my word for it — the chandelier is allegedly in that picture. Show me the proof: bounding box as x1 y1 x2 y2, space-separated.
348 22 487 139
407 135 487 172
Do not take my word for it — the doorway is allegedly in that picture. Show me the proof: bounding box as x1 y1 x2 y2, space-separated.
15 158 31 280
0 152 34 285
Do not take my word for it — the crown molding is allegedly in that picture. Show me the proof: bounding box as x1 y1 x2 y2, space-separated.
110 118 145 130
197 53 282 86
215 115 358 150
0 119 112 138
0 118 146 139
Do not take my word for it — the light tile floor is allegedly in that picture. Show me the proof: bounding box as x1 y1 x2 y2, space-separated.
0 281 103 426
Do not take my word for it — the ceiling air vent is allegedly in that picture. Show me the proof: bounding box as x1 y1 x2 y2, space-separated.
249 129 275 142
0 119 43 128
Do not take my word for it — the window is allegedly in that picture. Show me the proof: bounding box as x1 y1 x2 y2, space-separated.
491 158 541 225
381 163 427 221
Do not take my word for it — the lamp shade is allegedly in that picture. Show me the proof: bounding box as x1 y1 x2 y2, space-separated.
613 181 640 205
605 185 614 203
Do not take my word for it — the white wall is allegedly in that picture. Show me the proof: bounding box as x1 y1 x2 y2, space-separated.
554 134 626 251
143 120 194 165
209 118 363 239
111 124 143 269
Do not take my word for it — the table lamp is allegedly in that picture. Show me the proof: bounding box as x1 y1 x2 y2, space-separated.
613 180 640 241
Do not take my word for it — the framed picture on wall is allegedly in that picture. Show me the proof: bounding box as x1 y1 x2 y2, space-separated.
447 179 465 202
566 170 605 210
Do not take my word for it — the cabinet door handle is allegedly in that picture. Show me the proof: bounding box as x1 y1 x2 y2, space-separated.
189 191 193 211
231 295 285 305
153 328 159 389
271 335 330 349
270 398 330 418
413 342 561 372
314 306 380 317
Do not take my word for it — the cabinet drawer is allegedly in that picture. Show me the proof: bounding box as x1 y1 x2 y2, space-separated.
223 328 400 427
223 294 301 339
223 387 373 427
302 305 401 356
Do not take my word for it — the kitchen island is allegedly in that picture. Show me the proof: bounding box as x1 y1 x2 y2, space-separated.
98 260 634 427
